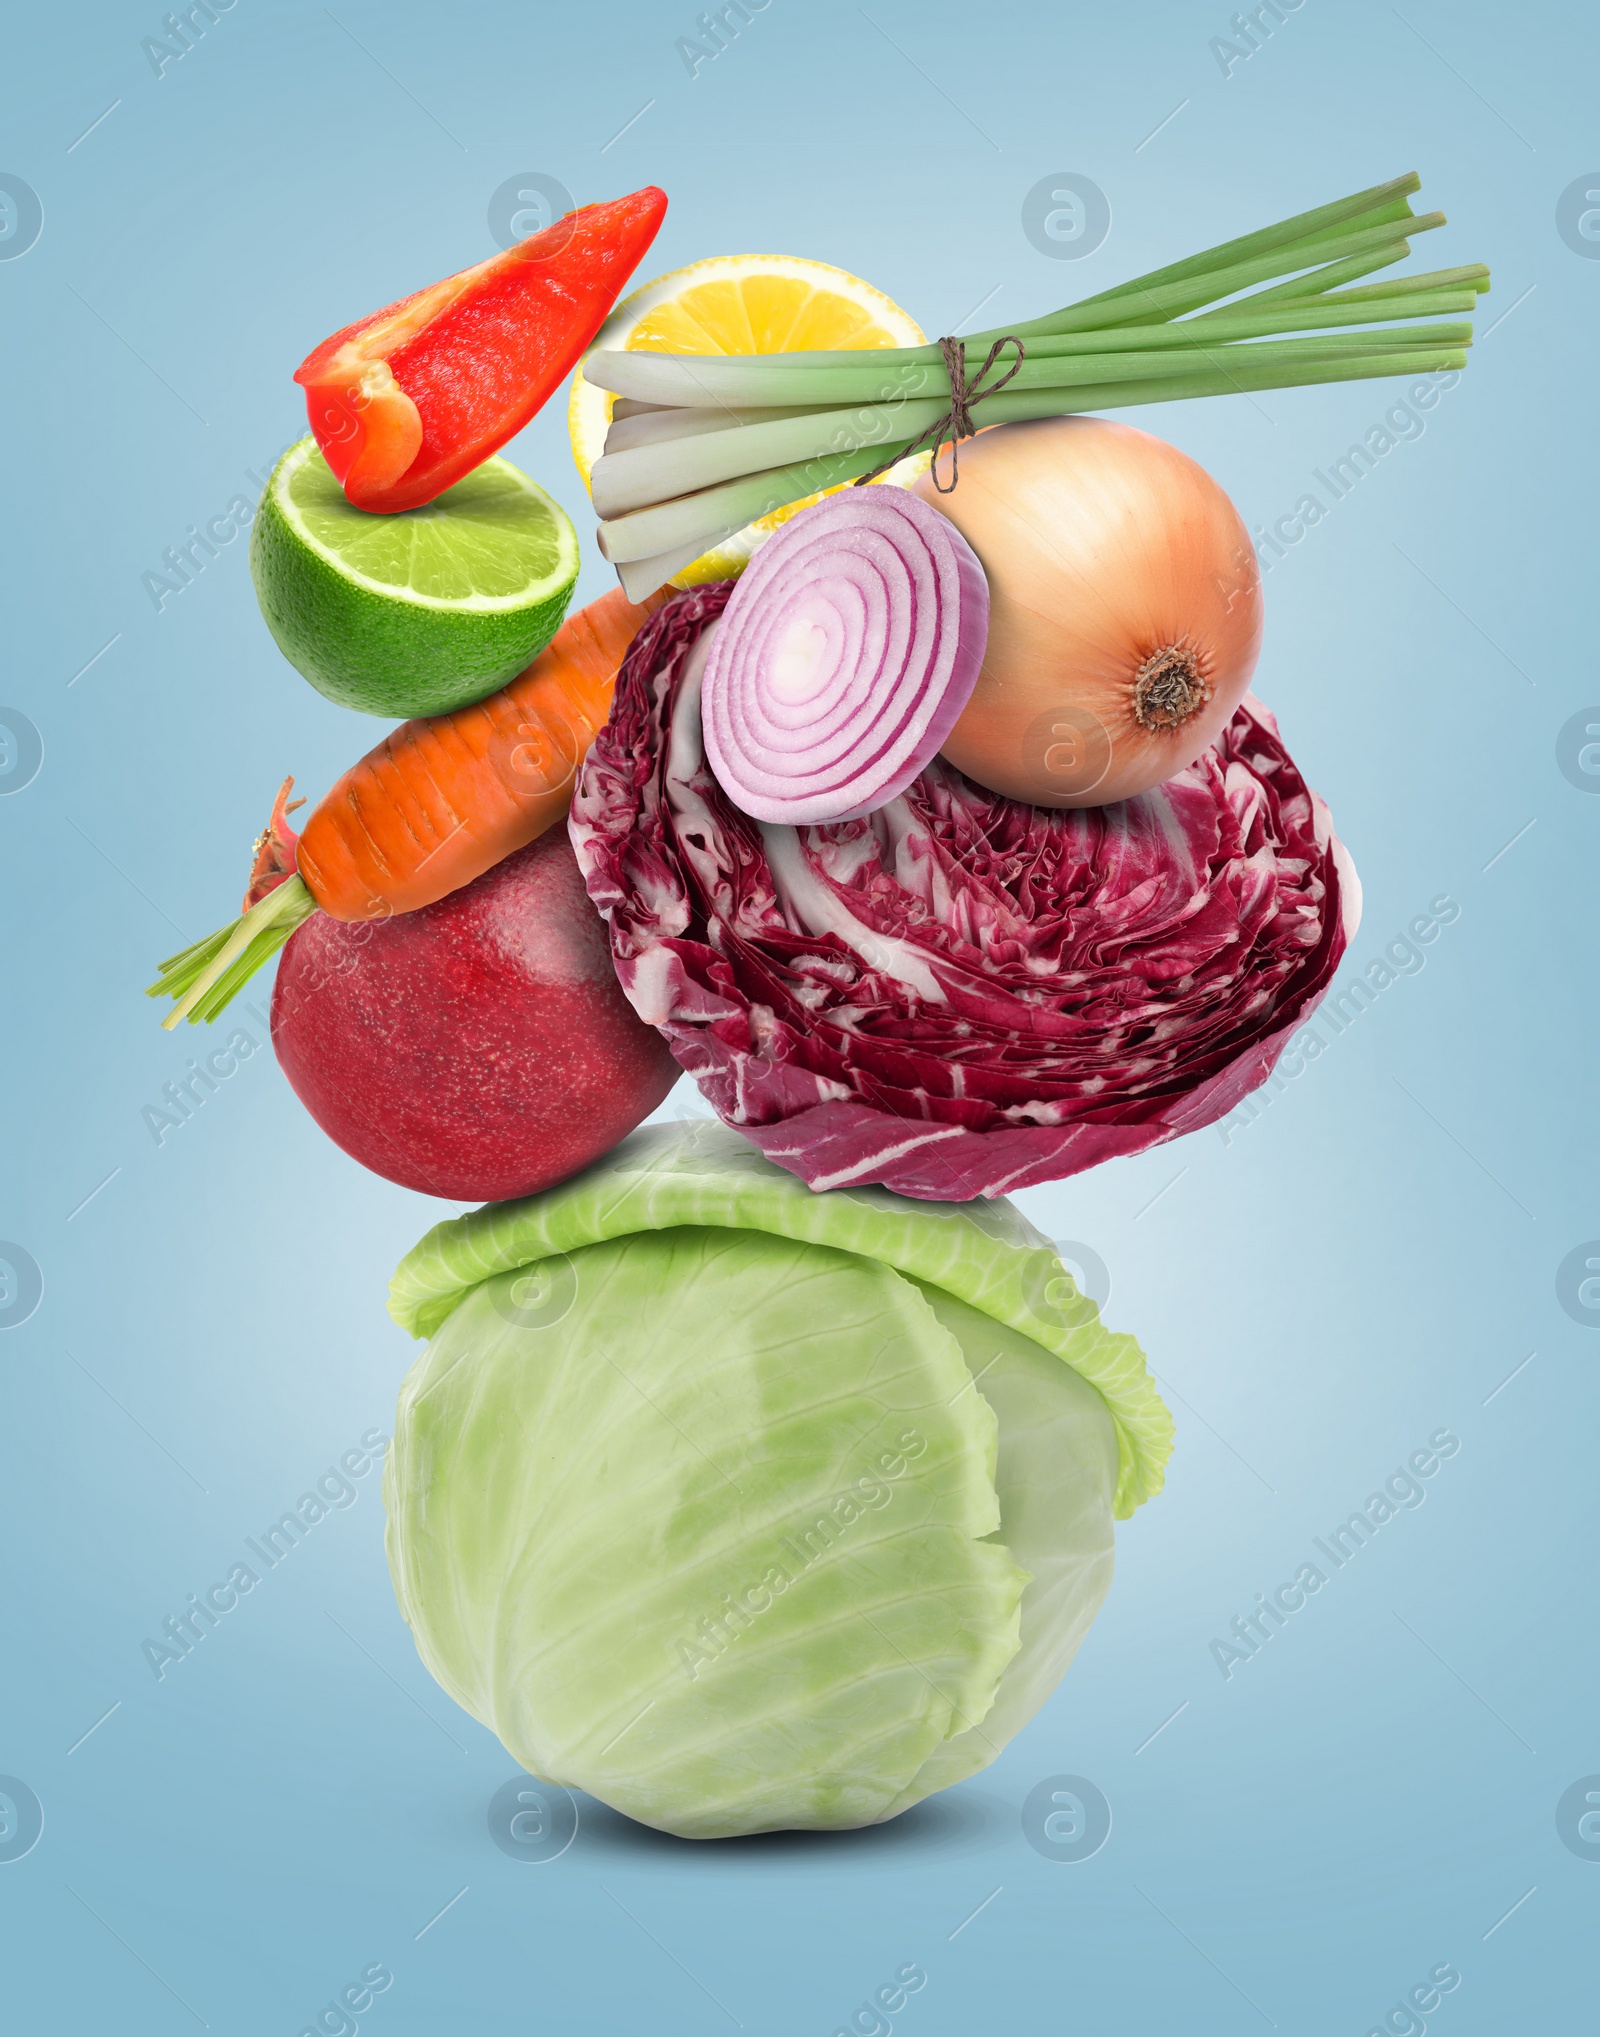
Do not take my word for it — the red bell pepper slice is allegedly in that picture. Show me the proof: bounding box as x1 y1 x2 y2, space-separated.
295 185 667 514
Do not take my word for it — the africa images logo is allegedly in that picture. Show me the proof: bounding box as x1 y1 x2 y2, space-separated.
1209 1430 1460 1677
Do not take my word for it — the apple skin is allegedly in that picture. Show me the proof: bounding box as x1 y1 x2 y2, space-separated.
271 827 679 1201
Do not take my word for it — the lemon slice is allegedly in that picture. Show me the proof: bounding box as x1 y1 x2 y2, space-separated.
569 254 932 586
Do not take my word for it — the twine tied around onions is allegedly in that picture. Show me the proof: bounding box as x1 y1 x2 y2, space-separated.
853 335 1026 492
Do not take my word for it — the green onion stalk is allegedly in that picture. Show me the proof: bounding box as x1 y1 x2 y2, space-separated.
579 174 1490 600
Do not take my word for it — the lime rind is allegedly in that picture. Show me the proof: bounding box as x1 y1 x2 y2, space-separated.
252 438 580 716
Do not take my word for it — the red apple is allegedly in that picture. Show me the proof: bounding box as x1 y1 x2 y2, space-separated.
271 827 678 1200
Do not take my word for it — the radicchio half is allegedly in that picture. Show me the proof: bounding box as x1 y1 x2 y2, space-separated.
571 583 1360 1200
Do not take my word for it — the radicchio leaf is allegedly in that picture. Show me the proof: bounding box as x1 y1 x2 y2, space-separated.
571 585 1359 1201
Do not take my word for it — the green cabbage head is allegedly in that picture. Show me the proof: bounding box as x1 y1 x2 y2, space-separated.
384 1121 1171 1839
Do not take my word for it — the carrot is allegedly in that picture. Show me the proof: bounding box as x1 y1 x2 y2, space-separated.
302 582 666 921
148 584 668 1028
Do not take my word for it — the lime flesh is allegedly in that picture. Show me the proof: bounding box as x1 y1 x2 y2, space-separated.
251 438 580 716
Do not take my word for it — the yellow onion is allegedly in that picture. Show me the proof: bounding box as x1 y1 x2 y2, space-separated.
914 416 1263 807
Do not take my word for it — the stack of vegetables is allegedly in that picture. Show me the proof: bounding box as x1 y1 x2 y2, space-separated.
145 171 1485 1837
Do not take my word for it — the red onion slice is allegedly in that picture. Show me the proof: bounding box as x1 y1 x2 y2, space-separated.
700 489 989 825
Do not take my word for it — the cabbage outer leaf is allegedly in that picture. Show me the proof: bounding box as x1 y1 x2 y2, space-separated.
389 1120 1171 1517
891 1281 1118 1809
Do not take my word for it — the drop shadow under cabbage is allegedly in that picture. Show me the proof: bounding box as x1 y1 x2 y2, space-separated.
571 1782 1016 1870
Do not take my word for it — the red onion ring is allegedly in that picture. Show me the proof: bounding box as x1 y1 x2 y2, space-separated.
699 489 989 825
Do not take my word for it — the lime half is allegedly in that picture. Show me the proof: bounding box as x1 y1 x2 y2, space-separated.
251 438 580 717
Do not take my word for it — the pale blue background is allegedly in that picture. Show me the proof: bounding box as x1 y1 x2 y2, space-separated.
2 1 1594 2030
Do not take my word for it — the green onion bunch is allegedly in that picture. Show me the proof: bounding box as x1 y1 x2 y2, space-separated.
580 173 1488 599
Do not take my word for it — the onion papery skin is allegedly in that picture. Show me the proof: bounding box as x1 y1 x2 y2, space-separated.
571 586 1358 1202
917 417 1264 809
700 490 989 825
